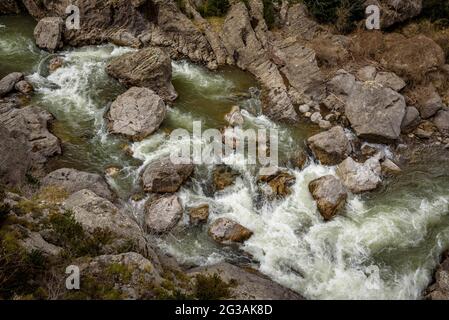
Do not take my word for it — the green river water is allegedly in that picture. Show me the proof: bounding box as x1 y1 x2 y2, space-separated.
1 15 449 300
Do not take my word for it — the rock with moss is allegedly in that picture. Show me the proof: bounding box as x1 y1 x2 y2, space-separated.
41 168 114 201
63 190 151 256
188 263 304 300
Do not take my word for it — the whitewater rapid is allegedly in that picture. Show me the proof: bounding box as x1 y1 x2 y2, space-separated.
2 22 448 299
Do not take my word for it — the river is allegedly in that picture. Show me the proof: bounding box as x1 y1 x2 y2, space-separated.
1 15 449 300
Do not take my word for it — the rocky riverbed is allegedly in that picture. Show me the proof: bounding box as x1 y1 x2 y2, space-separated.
1 0 449 300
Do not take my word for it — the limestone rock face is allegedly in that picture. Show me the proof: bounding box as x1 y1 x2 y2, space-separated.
107 47 178 102
309 175 348 220
41 168 114 201
208 218 253 245
142 158 194 193
188 262 304 300
336 157 382 194
144 194 183 234
34 17 64 52
307 126 352 166
107 87 166 141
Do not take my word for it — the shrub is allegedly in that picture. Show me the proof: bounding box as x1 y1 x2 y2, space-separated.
303 0 365 33
198 0 230 17
194 273 235 300
422 0 449 25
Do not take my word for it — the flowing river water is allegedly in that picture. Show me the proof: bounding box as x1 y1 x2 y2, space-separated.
2 15 449 300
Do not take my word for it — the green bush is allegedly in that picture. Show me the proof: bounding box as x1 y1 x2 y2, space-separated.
303 0 365 33
198 0 230 17
194 273 235 300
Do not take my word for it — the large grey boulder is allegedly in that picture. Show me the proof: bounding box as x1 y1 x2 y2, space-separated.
307 126 352 166
41 168 114 201
414 85 444 119
0 72 24 97
34 17 64 52
64 189 148 254
106 47 177 102
309 175 348 221
142 157 194 193
336 157 382 194
188 262 304 300
208 218 253 245
107 87 167 141
0 126 31 186
144 194 183 234
433 110 449 134
345 84 406 142
0 103 60 167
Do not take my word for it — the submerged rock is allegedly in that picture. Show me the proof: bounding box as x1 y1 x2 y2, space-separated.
208 218 253 245
106 47 177 102
307 126 352 166
309 175 347 221
34 17 64 53
142 157 194 193
107 87 167 141
189 204 210 225
336 157 382 194
48 57 64 72
144 194 183 234
41 168 114 201
188 262 304 300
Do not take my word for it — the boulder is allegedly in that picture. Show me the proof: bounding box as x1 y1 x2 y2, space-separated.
212 165 239 192
381 159 402 176
336 157 382 194
14 80 34 94
20 231 62 257
307 126 352 166
365 0 422 28
208 218 253 245
433 110 449 134
225 106 244 127
264 171 296 198
41 168 114 201
380 35 445 81
107 87 167 141
64 190 149 254
309 175 348 220
414 85 444 119
0 72 24 97
0 103 60 167
401 106 421 132
345 82 406 142
374 72 406 91
188 262 304 300
0 126 31 186
48 57 64 72
142 157 194 193
34 17 64 52
189 204 210 225
144 194 183 234
106 47 177 102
